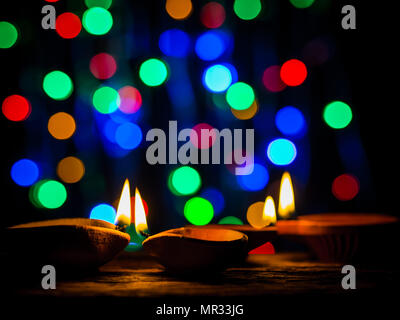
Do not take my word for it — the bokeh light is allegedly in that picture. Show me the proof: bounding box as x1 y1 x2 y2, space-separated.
115 123 143 150
302 37 333 66
237 163 269 191
43 71 73 100
165 0 193 20
55 13 82 39
48 112 76 140
139 58 168 87
323 101 353 129
190 123 216 149
224 149 253 175
159 29 190 58
90 203 116 223
11 159 39 187
0 21 18 49
267 138 297 165
262 65 287 92
103 119 118 143
332 174 360 201
108 108 137 124
203 64 232 93
195 31 227 61
118 86 142 114
2 95 31 121
82 7 113 35
223 63 239 83
200 187 225 215
226 82 255 110
234 0 262 20
247 201 270 228
90 53 117 79
290 0 315 9
169 166 201 196
200 2 226 28
184 197 214 225
57 156 85 183
280 59 307 86
92 86 120 114
85 0 112 9
231 100 258 120
218 216 243 225
275 106 306 136
36 180 67 209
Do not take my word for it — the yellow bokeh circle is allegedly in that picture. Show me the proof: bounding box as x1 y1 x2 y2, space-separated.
246 201 271 229
166 0 193 20
48 112 76 140
231 100 259 120
56 156 85 183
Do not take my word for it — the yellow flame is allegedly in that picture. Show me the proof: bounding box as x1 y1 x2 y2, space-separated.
263 196 277 225
278 172 295 219
135 188 148 235
115 179 131 227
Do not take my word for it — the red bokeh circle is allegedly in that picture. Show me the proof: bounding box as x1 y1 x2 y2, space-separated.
332 174 360 201
262 65 287 92
200 2 226 29
280 59 308 86
56 13 82 39
2 95 32 121
90 53 117 79
190 123 217 149
118 86 142 114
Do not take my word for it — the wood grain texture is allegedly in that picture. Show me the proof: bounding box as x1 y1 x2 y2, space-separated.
9 252 399 298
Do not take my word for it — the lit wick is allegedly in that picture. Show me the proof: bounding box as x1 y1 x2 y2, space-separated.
139 230 150 238
278 171 295 219
135 187 150 238
114 179 132 232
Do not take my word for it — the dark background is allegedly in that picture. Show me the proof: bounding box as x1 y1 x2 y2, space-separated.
1 0 398 232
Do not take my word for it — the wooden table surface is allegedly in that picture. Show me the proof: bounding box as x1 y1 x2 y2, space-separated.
4 251 399 317
8 251 398 296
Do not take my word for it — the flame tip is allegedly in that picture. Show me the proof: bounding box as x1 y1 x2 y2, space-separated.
278 172 295 219
115 178 132 227
134 187 148 235
263 196 277 225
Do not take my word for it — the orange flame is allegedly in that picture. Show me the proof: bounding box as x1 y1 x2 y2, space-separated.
278 172 295 219
135 188 148 235
114 179 132 228
263 196 277 225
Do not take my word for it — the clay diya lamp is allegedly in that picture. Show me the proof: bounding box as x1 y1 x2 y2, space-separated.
3 179 138 271
277 213 399 263
5 218 130 271
142 227 248 273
